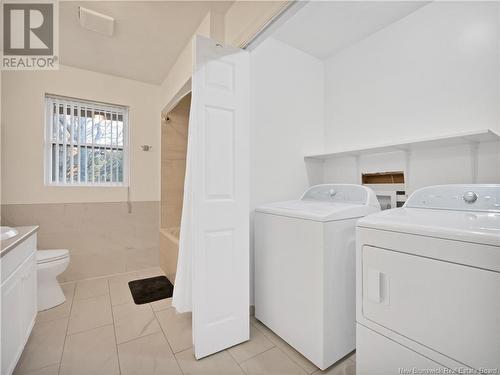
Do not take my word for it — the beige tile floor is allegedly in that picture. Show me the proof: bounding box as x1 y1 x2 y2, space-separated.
14 267 356 375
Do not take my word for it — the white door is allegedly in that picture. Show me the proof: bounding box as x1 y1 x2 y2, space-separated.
191 35 250 359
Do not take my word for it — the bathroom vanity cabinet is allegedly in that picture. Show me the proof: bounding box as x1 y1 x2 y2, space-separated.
1 226 38 375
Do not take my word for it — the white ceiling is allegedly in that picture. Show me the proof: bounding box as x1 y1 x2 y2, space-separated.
59 1 232 84
272 1 429 60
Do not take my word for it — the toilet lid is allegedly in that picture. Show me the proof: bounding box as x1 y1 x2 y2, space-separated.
37 249 70 264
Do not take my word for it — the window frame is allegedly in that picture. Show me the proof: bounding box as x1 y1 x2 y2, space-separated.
44 94 130 187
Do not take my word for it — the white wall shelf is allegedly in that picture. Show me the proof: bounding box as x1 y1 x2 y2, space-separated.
304 129 500 161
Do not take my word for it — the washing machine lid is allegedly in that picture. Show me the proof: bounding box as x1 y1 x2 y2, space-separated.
255 184 380 222
358 184 500 246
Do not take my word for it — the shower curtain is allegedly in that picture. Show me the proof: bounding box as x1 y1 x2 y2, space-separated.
171 95 195 313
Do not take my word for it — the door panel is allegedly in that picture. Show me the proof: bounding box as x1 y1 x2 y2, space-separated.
1 271 23 375
191 35 250 359
21 254 37 339
204 106 234 199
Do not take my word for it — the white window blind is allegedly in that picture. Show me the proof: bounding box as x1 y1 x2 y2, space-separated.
45 95 128 185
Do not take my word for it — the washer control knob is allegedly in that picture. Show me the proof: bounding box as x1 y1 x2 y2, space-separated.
329 189 337 198
463 191 478 204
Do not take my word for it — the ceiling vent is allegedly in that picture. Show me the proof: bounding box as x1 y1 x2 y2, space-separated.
79 7 114 36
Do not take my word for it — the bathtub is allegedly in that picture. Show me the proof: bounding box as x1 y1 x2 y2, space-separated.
159 227 179 280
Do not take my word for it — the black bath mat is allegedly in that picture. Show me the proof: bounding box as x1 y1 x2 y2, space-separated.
128 276 173 305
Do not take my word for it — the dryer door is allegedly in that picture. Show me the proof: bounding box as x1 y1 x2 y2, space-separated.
361 245 500 371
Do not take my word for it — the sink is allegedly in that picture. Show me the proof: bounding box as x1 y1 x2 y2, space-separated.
1 226 19 240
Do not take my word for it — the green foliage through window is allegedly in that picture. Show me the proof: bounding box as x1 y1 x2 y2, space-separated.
46 96 128 185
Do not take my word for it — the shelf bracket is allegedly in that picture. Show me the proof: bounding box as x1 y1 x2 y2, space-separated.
403 149 411 193
355 155 361 184
470 142 479 183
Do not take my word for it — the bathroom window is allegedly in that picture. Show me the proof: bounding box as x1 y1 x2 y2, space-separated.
44 95 129 185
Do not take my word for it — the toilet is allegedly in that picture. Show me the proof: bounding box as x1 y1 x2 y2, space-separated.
36 249 70 311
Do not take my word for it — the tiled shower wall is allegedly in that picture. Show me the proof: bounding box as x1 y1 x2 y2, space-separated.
1 201 159 282
158 93 190 276
161 93 190 230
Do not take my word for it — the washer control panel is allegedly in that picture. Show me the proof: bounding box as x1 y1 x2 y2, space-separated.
300 184 380 208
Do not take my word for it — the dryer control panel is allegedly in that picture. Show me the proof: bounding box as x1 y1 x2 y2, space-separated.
404 184 500 212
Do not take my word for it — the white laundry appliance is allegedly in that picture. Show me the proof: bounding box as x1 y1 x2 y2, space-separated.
254 184 380 370
356 184 500 375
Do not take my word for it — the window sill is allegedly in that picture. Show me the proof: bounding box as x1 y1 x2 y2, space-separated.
45 183 128 188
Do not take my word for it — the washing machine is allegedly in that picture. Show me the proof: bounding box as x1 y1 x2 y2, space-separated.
254 184 380 370
356 184 500 374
